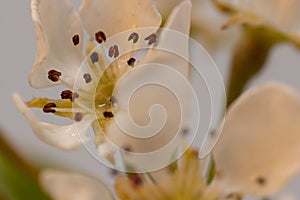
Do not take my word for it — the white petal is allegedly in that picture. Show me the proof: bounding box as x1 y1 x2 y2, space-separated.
30 0 83 88
40 169 114 200
79 0 162 37
213 82 300 196
12 93 92 150
100 1 192 171
142 0 192 77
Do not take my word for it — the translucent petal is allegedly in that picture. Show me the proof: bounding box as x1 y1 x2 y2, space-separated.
213 82 300 196
12 93 92 150
79 0 162 37
40 169 114 200
30 0 83 88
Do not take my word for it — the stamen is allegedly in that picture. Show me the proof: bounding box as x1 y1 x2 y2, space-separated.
108 45 119 58
128 32 139 43
60 90 79 102
74 113 83 122
90 52 99 64
83 73 92 83
103 111 114 118
72 34 80 46
48 70 62 82
127 58 136 67
95 31 106 44
145 33 157 45
43 103 56 113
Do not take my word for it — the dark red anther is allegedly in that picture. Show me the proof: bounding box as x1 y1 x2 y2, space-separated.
48 70 62 82
128 32 139 43
103 111 114 118
145 33 157 45
95 31 106 44
83 73 92 83
127 57 136 67
72 34 80 46
43 103 56 113
60 90 79 102
90 52 99 64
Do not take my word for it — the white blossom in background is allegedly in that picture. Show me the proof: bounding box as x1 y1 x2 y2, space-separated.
213 82 300 196
216 0 300 44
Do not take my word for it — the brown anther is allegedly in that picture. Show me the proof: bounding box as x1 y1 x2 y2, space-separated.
74 113 83 122
95 31 106 44
90 52 99 64
83 73 92 83
43 103 56 113
128 32 139 43
60 90 79 102
110 96 118 104
48 69 62 82
145 33 157 45
127 57 136 67
256 177 267 186
103 111 114 118
108 45 119 58
72 34 80 46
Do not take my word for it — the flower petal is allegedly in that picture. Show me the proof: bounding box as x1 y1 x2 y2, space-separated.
218 0 300 35
40 169 114 200
79 0 162 37
12 93 92 150
30 0 83 88
213 82 300 196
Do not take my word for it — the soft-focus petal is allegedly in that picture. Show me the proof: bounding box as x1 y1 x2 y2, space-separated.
30 0 83 88
214 82 300 196
79 0 162 37
12 93 92 150
218 0 300 36
40 169 114 200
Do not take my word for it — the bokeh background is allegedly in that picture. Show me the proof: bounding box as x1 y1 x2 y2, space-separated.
1 0 300 199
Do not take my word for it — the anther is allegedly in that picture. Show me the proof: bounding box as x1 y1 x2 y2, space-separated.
48 70 62 82
60 90 79 102
43 103 56 113
256 177 267 186
127 58 136 67
83 73 92 83
90 52 99 64
145 33 157 45
108 45 119 58
95 31 106 44
103 111 114 118
74 113 83 122
72 34 80 46
128 32 139 43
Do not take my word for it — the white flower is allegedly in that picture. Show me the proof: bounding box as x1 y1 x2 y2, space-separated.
13 0 192 167
216 0 300 44
213 82 300 196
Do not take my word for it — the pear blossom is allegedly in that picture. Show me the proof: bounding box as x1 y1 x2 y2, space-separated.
13 0 193 169
215 0 300 45
115 148 221 200
213 82 300 197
